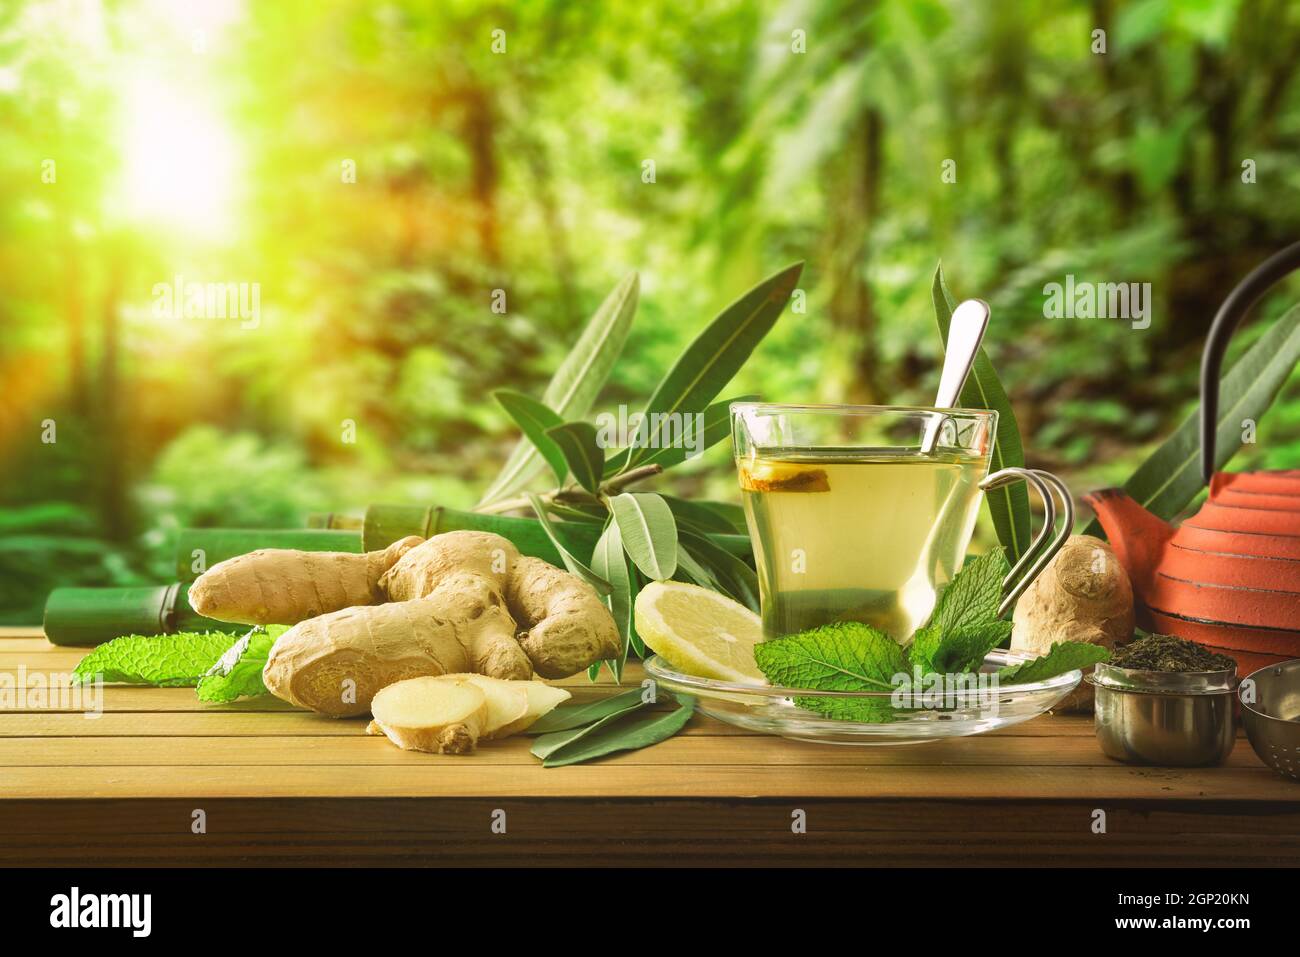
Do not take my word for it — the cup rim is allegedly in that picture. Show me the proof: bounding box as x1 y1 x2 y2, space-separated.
729 400 998 418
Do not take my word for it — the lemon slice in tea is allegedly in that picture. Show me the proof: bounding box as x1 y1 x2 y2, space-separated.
634 581 765 683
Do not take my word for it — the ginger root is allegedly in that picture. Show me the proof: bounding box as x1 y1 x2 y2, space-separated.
188 536 422 626
191 530 619 716
365 674 572 753
1011 534 1134 712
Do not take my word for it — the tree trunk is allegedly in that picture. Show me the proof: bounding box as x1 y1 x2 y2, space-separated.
463 86 501 271
824 108 884 403
96 247 130 542
63 222 88 418
524 139 578 325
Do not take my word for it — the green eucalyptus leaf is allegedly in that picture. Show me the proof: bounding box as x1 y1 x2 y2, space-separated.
1083 301 1300 534
530 689 669 758
933 265 1032 561
699 531 754 560
546 421 605 494
590 519 635 672
694 500 749 534
663 495 743 535
526 687 652 734
625 264 802 469
491 389 568 484
530 709 629 760
604 394 757 476
626 566 647 657
610 492 679 580
678 530 760 612
540 695 696 767
526 493 612 596
480 272 639 506
674 544 724 592
544 501 608 523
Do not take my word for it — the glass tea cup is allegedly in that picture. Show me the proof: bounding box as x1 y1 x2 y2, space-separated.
730 402 1070 642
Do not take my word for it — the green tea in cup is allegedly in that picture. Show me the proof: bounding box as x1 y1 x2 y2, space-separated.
732 404 996 642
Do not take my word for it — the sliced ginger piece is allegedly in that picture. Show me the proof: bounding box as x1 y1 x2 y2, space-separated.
434 674 571 738
495 679 572 737
369 676 488 754
433 674 529 739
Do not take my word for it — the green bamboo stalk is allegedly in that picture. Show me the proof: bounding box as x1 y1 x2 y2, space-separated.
362 504 603 565
43 583 241 647
364 503 750 564
175 528 361 581
306 512 364 530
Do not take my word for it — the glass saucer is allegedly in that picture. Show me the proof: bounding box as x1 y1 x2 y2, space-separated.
643 649 1080 746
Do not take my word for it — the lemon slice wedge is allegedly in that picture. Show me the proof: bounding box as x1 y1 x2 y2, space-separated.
634 581 765 682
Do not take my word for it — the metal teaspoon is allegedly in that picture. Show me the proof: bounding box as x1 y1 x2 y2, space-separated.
921 298 991 454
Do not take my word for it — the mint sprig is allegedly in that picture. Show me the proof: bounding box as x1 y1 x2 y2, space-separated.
196 625 288 702
932 550 1009 634
71 626 289 702
752 621 907 692
910 619 1013 676
752 549 1110 721
996 641 1110 684
753 621 910 723
72 632 243 687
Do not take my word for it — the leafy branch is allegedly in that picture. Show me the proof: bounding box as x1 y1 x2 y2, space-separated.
476 262 804 676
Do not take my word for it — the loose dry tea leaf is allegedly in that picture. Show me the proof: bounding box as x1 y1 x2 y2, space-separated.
1110 634 1235 672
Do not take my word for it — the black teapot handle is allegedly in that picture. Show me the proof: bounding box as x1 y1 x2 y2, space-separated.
1200 240 1300 482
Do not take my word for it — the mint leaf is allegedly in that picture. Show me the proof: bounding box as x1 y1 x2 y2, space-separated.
931 549 1009 634
196 625 288 702
907 624 942 675
997 641 1110 684
907 550 1013 677
72 632 240 687
911 619 1014 676
754 622 908 692
793 694 900 723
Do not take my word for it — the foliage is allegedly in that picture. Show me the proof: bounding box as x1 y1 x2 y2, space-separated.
498 265 802 674
527 687 696 767
6 0 1300 622
1082 300 1300 534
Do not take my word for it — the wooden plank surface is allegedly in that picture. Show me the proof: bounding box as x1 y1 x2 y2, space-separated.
2 626 1298 866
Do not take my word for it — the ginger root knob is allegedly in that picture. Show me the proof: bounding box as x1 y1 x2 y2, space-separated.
1011 534 1134 712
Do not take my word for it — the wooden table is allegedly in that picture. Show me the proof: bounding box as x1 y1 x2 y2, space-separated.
2 626 1298 867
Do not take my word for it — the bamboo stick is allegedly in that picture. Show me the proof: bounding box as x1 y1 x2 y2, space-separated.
306 512 364 530
173 528 361 581
43 583 241 647
362 504 602 564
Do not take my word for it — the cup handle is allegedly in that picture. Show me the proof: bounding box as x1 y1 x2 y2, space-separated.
977 467 1074 618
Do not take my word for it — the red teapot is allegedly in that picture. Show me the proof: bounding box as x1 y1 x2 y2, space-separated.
1086 242 1300 674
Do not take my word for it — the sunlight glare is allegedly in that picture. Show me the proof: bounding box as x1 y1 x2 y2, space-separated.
118 76 240 238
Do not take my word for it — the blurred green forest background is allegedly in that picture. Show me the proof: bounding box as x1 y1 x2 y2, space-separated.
4 0 1300 623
